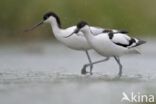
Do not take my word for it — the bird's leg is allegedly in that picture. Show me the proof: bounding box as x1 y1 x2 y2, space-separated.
81 56 110 75
83 57 110 70
81 64 88 75
82 50 93 75
114 56 123 77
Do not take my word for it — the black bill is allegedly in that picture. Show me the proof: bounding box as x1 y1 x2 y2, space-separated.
64 28 80 38
24 21 44 32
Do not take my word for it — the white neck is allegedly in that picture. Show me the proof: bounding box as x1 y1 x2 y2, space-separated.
82 27 95 43
49 19 61 35
48 18 69 43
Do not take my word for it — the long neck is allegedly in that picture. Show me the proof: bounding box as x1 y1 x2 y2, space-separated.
49 19 62 36
83 28 95 43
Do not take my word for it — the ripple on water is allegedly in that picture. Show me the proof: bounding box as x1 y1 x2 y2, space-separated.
0 72 155 85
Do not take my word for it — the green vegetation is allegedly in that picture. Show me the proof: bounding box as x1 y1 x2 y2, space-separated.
0 0 156 41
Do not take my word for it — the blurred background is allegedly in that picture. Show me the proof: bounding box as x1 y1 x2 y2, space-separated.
0 0 156 42
0 1 156 104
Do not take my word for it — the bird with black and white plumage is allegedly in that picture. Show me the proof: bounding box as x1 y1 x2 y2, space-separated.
25 12 128 75
66 21 146 77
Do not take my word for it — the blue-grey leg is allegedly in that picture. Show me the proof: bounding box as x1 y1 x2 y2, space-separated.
114 56 123 77
82 50 93 75
82 57 109 73
81 55 110 75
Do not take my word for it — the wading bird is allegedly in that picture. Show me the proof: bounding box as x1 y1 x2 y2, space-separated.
25 12 128 75
66 21 146 77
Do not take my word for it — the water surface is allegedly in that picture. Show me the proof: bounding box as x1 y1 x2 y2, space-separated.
0 40 156 104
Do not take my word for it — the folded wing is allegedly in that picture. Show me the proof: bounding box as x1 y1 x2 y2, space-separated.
109 32 146 48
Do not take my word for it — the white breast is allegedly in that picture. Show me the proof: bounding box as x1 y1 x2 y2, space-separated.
52 26 91 50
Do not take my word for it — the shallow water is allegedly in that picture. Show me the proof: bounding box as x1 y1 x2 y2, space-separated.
0 40 156 104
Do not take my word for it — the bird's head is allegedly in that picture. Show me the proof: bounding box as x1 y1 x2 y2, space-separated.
76 21 89 33
24 12 61 32
43 12 61 26
65 21 89 38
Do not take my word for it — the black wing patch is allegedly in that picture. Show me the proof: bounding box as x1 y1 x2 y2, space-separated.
105 30 135 48
114 42 129 47
129 38 136 46
108 32 114 39
103 29 128 34
103 29 113 33
118 30 128 34
113 38 136 48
